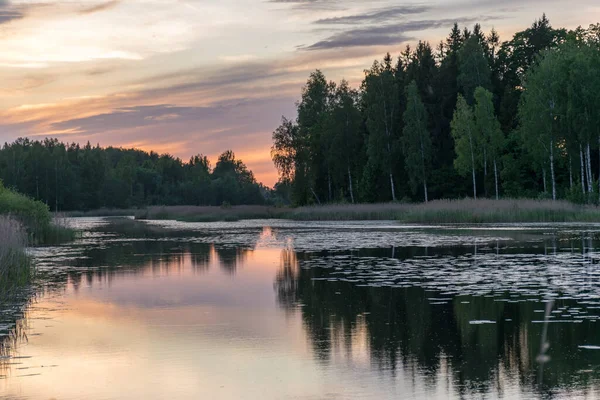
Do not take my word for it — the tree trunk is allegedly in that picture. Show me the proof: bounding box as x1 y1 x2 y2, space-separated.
569 156 573 189
483 148 488 197
389 172 396 202
55 160 59 212
420 137 427 203
550 139 556 201
494 159 499 200
581 145 586 195
483 149 487 177
543 168 547 194
348 165 354 204
471 168 477 200
328 171 332 202
310 188 321 205
468 130 477 199
587 142 594 193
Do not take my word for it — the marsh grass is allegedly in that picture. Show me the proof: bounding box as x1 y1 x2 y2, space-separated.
0 216 32 296
62 208 139 217
398 199 600 223
130 199 600 223
38 214 79 245
290 199 600 222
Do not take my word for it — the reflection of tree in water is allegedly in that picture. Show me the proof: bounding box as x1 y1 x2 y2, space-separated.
274 245 600 397
44 239 257 293
214 246 252 274
274 248 299 311
1 219 262 370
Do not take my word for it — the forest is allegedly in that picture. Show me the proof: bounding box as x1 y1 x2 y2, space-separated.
0 139 268 211
271 16 600 205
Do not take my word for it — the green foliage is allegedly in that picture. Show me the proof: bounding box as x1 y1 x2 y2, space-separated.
0 140 267 210
362 54 403 201
458 36 492 103
0 183 51 232
0 182 76 244
474 87 504 162
272 16 586 204
451 95 477 178
402 81 431 200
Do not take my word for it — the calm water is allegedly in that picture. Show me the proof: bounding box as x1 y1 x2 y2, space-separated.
3 219 600 399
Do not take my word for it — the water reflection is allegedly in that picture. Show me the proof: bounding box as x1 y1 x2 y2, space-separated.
274 241 600 398
3 220 600 398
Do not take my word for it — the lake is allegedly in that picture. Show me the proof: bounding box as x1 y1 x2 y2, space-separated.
2 218 600 399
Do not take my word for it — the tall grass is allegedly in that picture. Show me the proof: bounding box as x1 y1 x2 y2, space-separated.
399 198 600 223
62 208 139 217
0 216 32 295
289 199 600 223
130 199 600 223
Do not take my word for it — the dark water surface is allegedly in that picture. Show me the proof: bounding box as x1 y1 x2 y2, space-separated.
3 218 600 399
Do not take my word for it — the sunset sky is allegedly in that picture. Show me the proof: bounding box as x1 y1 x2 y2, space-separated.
0 0 598 186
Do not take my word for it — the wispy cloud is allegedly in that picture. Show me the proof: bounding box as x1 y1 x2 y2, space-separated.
49 103 232 135
0 0 24 24
268 0 345 11
314 5 431 25
78 0 121 15
304 16 504 50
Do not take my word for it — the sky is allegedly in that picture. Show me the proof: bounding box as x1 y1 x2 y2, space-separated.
0 0 598 186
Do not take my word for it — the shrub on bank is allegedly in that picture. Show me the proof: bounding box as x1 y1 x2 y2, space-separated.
0 183 76 244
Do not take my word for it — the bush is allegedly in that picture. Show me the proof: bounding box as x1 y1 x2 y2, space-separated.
0 183 75 244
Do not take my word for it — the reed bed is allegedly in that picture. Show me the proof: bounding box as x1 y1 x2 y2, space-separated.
398 198 600 223
130 199 600 223
288 203 409 221
0 216 32 295
291 199 600 223
62 208 139 218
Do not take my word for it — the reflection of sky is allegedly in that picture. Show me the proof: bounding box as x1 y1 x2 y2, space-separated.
1 245 446 400
4 222 600 398
0 1 598 186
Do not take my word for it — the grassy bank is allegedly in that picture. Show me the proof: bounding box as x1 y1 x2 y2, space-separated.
0 216 32 296
0 183 76 244
134 199 600 223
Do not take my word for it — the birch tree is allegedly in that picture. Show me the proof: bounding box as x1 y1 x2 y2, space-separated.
362 54 401 201
474 87 504 199
519 50 565 200
402 81 432 202
451 95 479 198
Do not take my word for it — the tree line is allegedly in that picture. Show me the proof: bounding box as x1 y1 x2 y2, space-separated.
0 138 268 210
272 15 600 205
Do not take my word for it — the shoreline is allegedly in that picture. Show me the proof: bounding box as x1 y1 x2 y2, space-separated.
60 199 600 224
